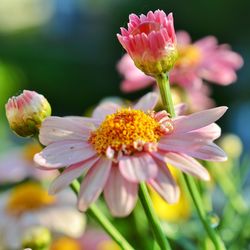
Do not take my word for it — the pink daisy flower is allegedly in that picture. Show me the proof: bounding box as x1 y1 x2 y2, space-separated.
117 10 178 76
34 93 227 217
117 31 243 92
172 31 243 87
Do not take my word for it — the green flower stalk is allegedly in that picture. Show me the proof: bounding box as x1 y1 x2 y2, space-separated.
155 72 226 250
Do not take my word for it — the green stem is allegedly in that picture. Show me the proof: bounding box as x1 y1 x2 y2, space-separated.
156 73 176 117
155 72 226 250
139 182 172 250
70 180 134 250
183 175 225 250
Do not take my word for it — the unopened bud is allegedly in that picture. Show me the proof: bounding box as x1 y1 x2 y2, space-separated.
22 226 51 250
5 90 51 137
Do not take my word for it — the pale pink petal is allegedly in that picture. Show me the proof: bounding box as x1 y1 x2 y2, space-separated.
78 158 112 212
92 102 121 120
119 154 158 182
158 136 205 153
133 92 158 112
121 78 154 93
104 166 138 217
39 117 95 146
173 107 228 133
34 141 96 169
67 116 101 126
174 103 187 116
188 143 227 161
193 123 221 140
49 157 100 194
176 31 191 45
148 158 179 203
153 152 210 181
195 36 218 50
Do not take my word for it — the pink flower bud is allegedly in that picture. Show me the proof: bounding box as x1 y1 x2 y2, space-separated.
117 10 178 76
5 90 51 137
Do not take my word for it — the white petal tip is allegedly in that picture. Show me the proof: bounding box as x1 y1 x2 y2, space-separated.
203 173 211 181
110 210 131 218
167 190 180 204
77 202 88 213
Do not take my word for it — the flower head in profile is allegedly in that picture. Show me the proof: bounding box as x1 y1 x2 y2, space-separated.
5 90 51 137
117 10 178 76
117 31 243 91
34 93 227 217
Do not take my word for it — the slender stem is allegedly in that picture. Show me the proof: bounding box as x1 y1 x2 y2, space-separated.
156 73 176 117
183 175 225 250
139 182 172 250
70 180 134 250
155 72 226 250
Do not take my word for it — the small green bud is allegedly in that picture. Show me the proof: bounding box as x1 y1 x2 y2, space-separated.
22 226 51 250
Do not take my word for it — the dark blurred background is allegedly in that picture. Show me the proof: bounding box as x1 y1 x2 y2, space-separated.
0 0 249 151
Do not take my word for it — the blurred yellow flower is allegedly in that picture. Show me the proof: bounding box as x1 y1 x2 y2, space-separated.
219 133 243 159
6 182 55 216
151 166 191 222
50 237 81 250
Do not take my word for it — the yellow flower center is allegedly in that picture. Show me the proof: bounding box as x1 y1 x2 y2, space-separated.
22 142 42 162
50 237 80 250
89 108 166 156
6 182 55 216
175 45 201 68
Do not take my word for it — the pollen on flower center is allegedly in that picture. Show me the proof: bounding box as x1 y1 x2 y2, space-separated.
176 45 201 68
6 182 55 216
89 108 172 156
131 21 161 36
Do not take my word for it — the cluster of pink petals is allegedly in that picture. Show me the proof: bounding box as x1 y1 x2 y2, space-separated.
117 10 176 63
117 31 243 91
173 31 243 87
34 93 227 217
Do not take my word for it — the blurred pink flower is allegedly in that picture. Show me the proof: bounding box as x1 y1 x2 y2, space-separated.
118 31 243 91
117 10 177 76
34 93 227 217
0 142 57 184
79 229 120 250
173 31 243 87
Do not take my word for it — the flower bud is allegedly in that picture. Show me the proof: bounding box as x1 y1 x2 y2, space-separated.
22 226 51 250
117 10 178 76
5 90 51 137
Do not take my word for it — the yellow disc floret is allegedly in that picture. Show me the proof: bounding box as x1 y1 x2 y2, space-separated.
6 182 55 216
89 108 164 155
175 45 201 68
